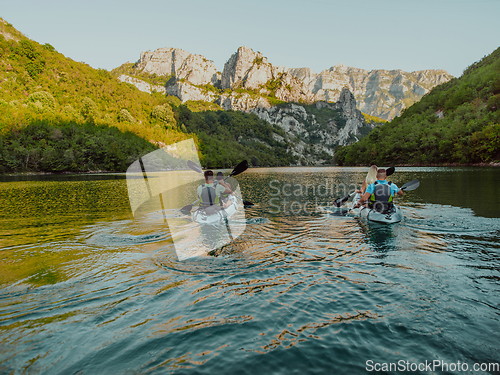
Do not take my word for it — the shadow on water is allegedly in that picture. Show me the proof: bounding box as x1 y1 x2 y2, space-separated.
357 219 397 256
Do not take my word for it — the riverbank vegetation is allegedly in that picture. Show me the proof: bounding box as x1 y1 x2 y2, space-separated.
335 47 500 165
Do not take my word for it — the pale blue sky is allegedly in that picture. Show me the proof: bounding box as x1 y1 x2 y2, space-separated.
2 0 499 77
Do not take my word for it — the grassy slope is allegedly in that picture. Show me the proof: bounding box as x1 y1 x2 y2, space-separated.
335 47 500 166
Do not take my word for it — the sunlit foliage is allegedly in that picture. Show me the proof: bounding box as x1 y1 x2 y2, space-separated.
336 47 500 165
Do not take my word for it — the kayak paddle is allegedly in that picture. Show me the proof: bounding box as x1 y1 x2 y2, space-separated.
228 160 248 178
400 179 420 191
187 160 203 174
180 199 200 214
226 160 254 206
333 191 356 207
234 195 255 207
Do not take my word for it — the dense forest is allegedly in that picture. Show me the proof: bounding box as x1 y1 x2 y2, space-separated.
0 19 296 173
335 47 500 165
178 107 296 167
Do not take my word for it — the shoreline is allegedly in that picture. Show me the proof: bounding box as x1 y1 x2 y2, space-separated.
1 170 120 176
341 162 500 168
2 162 500 176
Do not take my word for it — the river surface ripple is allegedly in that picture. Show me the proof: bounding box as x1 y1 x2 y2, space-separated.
0 167 499 374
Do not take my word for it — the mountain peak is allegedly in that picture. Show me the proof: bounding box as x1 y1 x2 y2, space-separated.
119 45 453 120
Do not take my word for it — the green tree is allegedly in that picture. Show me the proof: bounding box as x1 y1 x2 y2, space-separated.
117 109 135 123
80 97 98 123
152 104 175 126
27 91 56 110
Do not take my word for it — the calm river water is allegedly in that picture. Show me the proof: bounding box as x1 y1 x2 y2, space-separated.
0 167 499 374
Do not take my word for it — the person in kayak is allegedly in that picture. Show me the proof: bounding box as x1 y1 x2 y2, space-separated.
356 164 378 194
198 170 233 209
215 172 232 204
354 168 403 212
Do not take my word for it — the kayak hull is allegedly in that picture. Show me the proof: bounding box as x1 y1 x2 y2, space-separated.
352 194 403 224
360 206 403 224
192 195 239 225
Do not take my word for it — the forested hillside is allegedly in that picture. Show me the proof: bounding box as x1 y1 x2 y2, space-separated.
178 107 297 167
335 47 500 165
0 19 296 173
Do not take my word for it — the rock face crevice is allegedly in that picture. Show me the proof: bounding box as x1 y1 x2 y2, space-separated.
248 87 373 164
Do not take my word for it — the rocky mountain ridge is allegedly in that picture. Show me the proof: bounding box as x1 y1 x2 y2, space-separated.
114 46 384 163
115 46 453 120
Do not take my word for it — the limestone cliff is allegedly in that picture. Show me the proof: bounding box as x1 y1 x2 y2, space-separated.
220 46 313 103
114 46 452 121
135 47 219 85
288 64 453 120
249 88 374 164
166 81 218 102
117 74 166 94
218 92 272 112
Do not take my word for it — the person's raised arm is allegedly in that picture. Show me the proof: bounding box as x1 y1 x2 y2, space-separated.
354 192 371 208
356 180 367 194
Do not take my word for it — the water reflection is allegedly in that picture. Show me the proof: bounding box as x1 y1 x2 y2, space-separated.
360 221 396 255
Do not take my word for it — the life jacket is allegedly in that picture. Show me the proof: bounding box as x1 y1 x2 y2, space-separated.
369 181 394 213
200 183 221 207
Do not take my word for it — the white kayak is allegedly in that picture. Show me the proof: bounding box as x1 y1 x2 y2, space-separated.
351 193 403 224
192 195 239 225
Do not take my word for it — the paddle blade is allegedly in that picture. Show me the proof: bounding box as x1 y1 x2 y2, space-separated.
329 207 351 216
187 160 203 174
229 160 248 177
180 204 193 214
180 198 200 214
333 194 350 207
333 191 357 207
386 166 395 176
401 179 420 191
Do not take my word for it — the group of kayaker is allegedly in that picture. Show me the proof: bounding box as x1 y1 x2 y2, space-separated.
353 165 403 212
196 165 402 214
